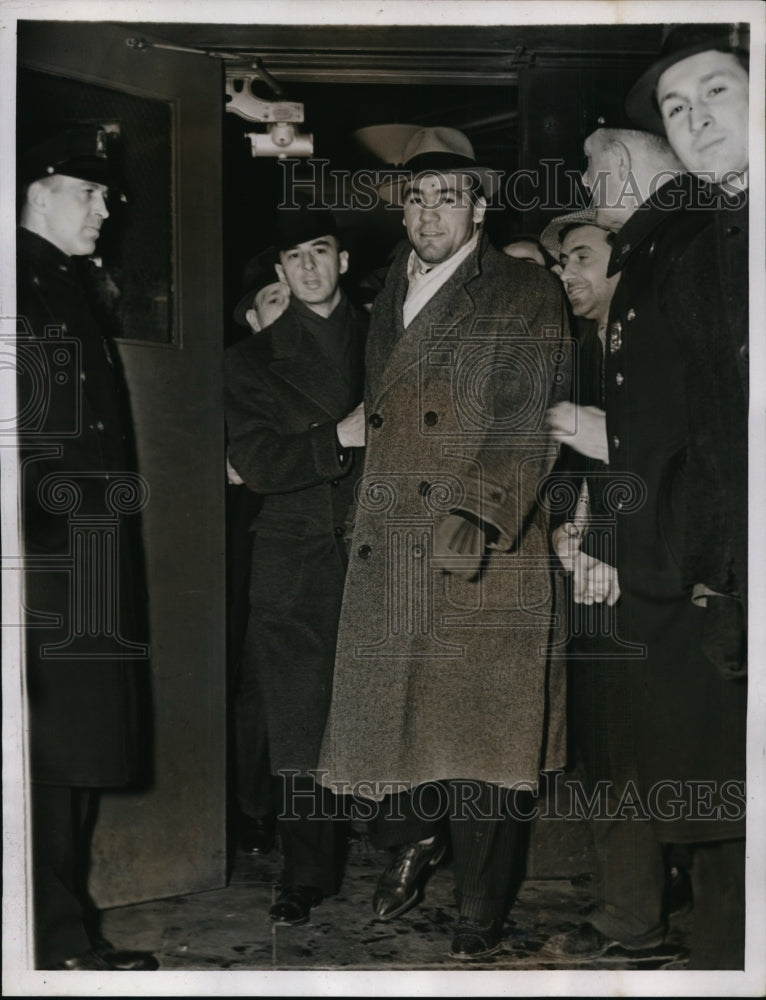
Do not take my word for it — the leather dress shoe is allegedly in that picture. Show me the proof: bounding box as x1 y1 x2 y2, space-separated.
664 864 693 917
373 837 446 920
542 921 666 959
269 885 324 925
239 813 277 855
450 917 503 959
51 945 159 971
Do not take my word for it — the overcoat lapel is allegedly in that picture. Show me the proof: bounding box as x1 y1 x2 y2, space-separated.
268 307 357 419
368 242 482 408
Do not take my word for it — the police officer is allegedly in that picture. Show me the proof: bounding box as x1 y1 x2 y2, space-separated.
17 126 158 970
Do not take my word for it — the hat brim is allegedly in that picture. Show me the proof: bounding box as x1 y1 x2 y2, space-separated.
625 31 747 134
539 209 618 259
233 247 280 326
378 166 501 205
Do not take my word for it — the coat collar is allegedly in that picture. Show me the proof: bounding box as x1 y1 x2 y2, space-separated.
607 173 710 277
266 296 366 419
367 232 489 405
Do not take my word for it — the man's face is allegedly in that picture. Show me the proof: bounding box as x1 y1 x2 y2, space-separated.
402 172 486 265
657 50 749 183
36 174 110 256
275 235 348 315
502 239 546 267
559 225 619 321
581 131 624 215
247 281 291 332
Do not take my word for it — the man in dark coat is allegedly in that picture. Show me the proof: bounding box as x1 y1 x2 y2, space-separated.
17 127 157 970
319 127 571 959
616 21 750 969
223 206 367 926
548 29 748 966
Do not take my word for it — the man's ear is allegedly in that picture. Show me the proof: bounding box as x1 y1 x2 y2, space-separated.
274 261 286 283
26 179 50 212
472 195 487 226
610 140 631 182
338 250 349 276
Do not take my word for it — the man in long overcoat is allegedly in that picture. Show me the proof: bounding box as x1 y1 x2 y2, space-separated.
223 206 367 926
611 23 749 969
17 127 156 970
318 127 571 959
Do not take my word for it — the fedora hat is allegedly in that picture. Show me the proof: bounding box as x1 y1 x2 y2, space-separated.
233 247 280 326
625 23 750 134
377 126 501 204
539 208 621 261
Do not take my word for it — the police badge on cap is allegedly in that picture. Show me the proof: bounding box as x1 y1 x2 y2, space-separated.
20 125 121 192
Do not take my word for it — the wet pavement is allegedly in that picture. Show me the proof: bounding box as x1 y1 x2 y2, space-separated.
100 820 693 974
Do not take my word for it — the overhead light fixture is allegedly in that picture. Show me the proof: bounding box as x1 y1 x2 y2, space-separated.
225 66 314 158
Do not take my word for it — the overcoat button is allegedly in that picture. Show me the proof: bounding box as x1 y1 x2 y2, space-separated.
609 321 623 354
96 420 105 431
648 241 656 255
418 481 431 496
739 343 748 361
334 526 344 537
626 308 636 321
612 435 620 449
369 413 383 428
616 501 624 511
423 411 438 426
330 479 339 487
357 544 372 560
615 372 624 386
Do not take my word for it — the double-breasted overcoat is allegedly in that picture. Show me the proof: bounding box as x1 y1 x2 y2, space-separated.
319 236 571 796
223 296 367 775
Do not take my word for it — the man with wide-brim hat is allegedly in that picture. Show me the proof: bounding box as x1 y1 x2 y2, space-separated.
377 125 501 206
319 127 571 959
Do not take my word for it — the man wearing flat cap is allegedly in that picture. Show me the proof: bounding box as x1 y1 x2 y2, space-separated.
318 126 571 959
223 203 368 925
17 126 157 970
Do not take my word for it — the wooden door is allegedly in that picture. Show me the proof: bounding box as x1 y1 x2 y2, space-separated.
17 20 227 909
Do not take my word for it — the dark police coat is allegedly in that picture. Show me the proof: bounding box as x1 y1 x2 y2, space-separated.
17 227 148 788
664 188 748 605
223 295 367 775
603 177 746 842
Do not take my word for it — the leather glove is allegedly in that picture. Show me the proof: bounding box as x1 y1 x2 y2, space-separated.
432 513 485 580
